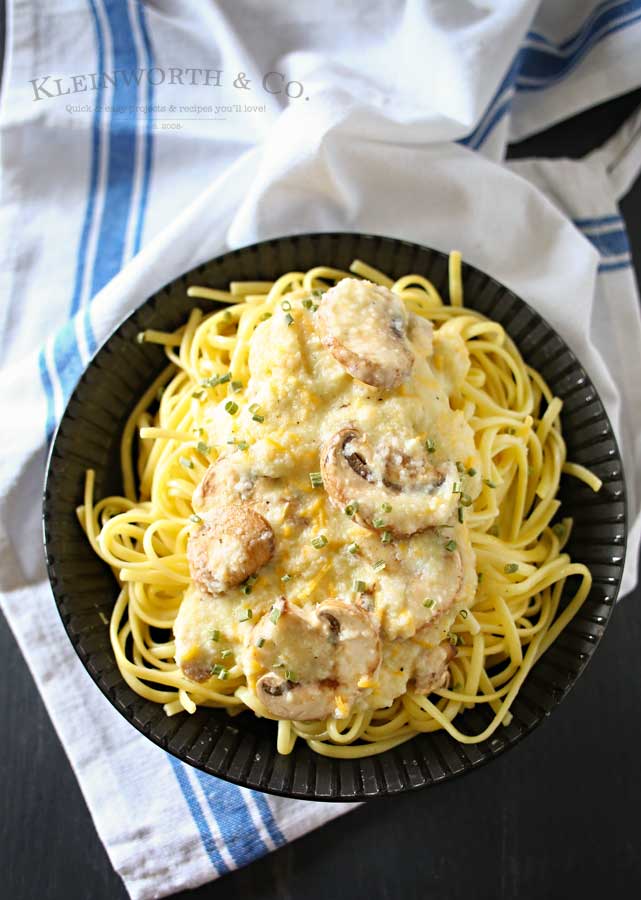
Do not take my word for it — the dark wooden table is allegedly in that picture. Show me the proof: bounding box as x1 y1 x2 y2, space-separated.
2 9 640 893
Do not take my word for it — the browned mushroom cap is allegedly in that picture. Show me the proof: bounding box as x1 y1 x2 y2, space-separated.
320 427 459 536
411 641 456 694
192 456 254 515
187 505 274 596
251 599 381 721
317 600 381 683
256 674 337 721
315 278 414 389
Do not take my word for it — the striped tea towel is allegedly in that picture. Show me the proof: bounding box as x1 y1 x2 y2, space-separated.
1 1 641 897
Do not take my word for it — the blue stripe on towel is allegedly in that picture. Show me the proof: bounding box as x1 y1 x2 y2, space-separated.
517 1 641 90
169 758 229 875
598 258 632 272
460 1 641 148
132 0 155 255
251 792 286 847
195 770 270 866
582 229 630 257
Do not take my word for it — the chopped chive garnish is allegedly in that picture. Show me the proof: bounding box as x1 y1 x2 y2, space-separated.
452 482 461 494
484 478 497 489
448 633 458 646
281 573 292 582
372 560 386 573
302 298 314 309
280 300 292 311
467 467 477 477
196 441 210 455
504 563 518 574
309 472 323 488
241 584 253 595
372 516 385 528
285 670 297 682
237 441 249 451
189 514 202 524
284 312 294 327
225 400 239 415
256 637 265 648
445 540 457 552
231 380 243 393
381 502 392 513
425 438 436 453
456 462 466 474
381 530 393 543
211 664 229 679
270 605 282 624
423 598 435 609
221 649 233 659
252 413 265 423
179 456 194 469
239 608 253 621
458 507 464 523
249 403 260 414
311 289 323 298
262 312 272 320
192 390 204 399
211 629 220 642
347 542 359 555
219 373 231 384
354 580 367 593
311 534 328 549
460 494 473 507
344 501 359 517
460 609 469 619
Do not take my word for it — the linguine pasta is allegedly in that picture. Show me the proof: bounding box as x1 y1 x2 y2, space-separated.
78 253 600 758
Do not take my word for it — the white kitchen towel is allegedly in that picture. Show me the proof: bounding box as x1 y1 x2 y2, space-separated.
1 2 641 898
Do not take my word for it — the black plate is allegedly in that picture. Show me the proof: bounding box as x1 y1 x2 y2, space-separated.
43 233 627 800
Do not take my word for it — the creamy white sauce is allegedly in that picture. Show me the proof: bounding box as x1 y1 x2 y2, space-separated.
174 280 481 716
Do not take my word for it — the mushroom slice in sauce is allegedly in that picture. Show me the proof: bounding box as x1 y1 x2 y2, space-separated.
192 456 258 514
315 278 414 389
251 599 381 721
187 505 274 596
320 427 459 536
411 641 456 694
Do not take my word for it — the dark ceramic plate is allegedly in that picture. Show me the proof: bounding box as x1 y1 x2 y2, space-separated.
43 233 626 800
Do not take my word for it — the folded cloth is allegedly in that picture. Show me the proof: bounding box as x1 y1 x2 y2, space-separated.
1 2 641 898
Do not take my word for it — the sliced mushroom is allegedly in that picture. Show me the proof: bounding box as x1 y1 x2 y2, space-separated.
255 674 337 721
411 641 456 694
187 505 274 596
192 456 257 515
251 599 381 721
321 427 459 536
316 278 414 389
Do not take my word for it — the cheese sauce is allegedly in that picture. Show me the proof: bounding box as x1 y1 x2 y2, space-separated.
174 278 481 719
